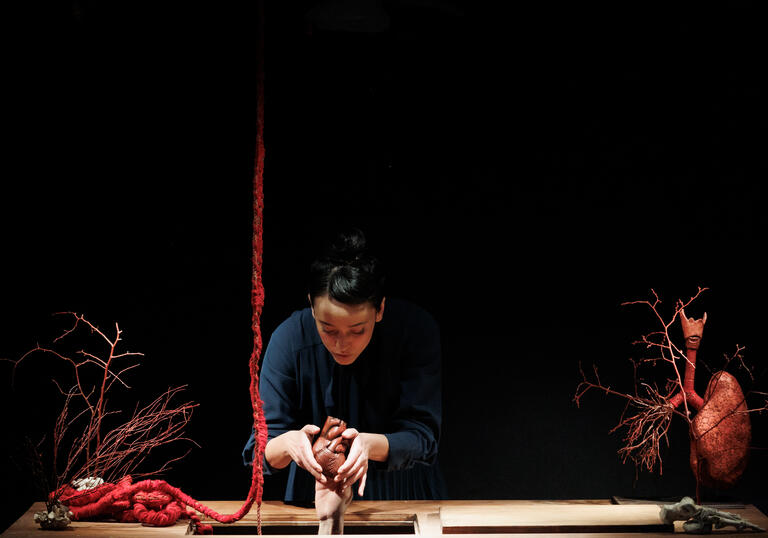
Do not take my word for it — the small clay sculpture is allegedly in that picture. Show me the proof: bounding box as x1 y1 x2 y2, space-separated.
660 497 765 534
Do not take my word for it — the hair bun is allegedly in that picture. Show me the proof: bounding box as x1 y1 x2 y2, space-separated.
327 228 367 264
309 227 385 308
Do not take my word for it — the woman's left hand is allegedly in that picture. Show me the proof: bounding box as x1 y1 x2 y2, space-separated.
334 428 369 496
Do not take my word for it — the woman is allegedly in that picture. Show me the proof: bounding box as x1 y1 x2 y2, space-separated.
242 229 446 506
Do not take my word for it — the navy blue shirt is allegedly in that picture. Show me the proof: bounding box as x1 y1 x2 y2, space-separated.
243 298 446 503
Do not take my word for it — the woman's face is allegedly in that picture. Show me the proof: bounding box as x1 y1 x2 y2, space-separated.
311 294 384 365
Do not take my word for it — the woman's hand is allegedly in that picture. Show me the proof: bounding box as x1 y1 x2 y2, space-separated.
315 478 352 534
266 424 327 483
333 428 370 496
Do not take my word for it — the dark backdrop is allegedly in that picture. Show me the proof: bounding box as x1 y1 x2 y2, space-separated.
3 1 767 532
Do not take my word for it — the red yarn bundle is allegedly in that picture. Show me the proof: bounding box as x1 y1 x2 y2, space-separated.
56 476 212 532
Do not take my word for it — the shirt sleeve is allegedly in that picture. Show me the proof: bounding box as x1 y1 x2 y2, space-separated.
242 318 300 473
382 310 442 471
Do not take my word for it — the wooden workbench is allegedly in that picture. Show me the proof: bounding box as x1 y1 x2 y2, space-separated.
4 499 768 536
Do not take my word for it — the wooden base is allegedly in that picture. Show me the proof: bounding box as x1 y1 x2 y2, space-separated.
4 499 767 536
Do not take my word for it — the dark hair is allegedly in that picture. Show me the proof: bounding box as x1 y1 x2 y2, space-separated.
309 228 385 310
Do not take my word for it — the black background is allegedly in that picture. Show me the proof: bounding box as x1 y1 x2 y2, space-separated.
2 1 767 532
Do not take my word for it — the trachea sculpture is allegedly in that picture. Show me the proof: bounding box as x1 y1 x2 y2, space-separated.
672 311 752 490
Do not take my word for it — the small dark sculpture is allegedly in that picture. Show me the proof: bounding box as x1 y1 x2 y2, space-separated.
660 497 765 534
33 500 73 530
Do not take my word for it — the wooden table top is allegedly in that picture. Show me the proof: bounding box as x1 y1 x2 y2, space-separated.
4 499 768 536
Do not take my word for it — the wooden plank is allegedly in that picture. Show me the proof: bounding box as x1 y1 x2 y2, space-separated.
439 504 672 534
6 500 768 536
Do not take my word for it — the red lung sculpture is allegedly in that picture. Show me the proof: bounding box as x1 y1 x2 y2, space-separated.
671 310 752 489
690 371 751 488
312 416 350 479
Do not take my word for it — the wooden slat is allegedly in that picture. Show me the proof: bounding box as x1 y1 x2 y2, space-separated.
439 504 671 534
611 496 746 509
414 511 442 535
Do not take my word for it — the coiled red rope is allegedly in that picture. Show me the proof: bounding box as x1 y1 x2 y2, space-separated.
53 2 269 534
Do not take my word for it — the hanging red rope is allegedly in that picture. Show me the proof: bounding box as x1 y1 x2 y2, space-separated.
53 1 269 534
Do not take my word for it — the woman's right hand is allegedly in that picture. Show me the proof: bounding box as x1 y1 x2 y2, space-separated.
315 475 352 534
267 424 327 482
